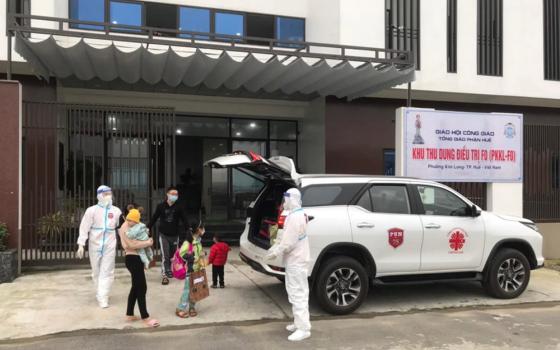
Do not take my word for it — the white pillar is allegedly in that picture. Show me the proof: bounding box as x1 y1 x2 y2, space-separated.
486 183 523 217
395 107 406 176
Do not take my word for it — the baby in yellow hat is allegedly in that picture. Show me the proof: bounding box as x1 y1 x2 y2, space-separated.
126 208 153 269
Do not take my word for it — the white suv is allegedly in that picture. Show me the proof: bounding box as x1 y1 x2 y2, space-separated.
206 152 545 315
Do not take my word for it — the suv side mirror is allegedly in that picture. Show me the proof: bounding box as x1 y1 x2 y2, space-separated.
471 204 481 217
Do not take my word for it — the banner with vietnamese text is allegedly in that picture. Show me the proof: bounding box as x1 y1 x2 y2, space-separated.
403 108 523 182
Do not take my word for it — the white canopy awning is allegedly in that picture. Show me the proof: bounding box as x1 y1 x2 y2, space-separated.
16 35 415 100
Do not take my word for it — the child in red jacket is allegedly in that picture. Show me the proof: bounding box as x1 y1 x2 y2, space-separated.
208 234 231 288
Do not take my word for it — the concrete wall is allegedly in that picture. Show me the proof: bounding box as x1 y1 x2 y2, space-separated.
537 223 560 259
0 81 21 253
3 0 560 105
408 0 560 104
58 87 309 119
299 97 326 174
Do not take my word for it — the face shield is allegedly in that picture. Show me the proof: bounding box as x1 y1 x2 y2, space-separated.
282 188 302 211
97 185 113 207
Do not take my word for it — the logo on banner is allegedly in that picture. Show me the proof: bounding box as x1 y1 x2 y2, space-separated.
412 114 425 145
388 228 404 248
448 228 467 254
504 123 516 139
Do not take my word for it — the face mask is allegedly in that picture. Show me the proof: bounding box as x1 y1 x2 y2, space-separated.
100 195 112 207
167 194 178 203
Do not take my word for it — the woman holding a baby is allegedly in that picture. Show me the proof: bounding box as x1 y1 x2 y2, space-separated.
119 206 160 328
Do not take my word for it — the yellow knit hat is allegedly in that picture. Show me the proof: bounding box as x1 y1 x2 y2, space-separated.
126 209 141 223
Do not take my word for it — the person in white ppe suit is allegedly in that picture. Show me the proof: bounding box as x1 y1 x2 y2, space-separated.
266 188 311 342
76 185 122 308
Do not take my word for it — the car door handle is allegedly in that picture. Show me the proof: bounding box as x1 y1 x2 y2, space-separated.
424 223 441 229
357 222 375 228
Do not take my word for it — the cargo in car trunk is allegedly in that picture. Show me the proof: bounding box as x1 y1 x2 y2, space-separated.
204 152 299 250
248 180 293 250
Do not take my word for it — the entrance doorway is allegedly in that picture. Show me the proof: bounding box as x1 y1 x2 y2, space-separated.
21 102 175 266
174 115 298 240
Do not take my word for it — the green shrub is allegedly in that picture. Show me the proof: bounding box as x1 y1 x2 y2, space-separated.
37 211 69 240
0 223 8 252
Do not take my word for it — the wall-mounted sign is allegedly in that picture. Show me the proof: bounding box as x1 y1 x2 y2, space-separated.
400 108 523 182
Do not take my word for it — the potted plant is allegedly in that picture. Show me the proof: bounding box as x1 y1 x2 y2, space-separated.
0 222 17 283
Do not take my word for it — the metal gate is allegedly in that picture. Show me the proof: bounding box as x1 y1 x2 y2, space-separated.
524 124 560 222
442 182 487 210
22 102 175 266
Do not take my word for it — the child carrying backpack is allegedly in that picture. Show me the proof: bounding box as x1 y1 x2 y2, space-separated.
175 226 206 318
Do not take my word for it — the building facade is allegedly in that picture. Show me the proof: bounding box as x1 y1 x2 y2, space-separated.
1 0 559 267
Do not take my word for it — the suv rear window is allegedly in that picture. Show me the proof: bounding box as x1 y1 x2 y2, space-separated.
302 183 365 207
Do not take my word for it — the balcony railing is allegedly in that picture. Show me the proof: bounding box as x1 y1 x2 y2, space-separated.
6 12 414 68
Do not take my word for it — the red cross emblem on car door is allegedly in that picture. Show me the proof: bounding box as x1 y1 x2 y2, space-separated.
388 228 404 248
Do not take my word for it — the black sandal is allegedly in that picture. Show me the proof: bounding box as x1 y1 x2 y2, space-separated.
162 277 169 285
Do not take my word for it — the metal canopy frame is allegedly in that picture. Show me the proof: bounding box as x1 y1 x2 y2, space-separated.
6 12 414 101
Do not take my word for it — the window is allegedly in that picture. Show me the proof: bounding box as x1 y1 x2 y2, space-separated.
302 184 364 207
371 185 410 214
246 13 274 45
385 0 421 70
9 0 31 27
232 119 267 139
356 189 373 212
416 185 470 216
175 116 229 137
270 141 297 160
109 0 143 32
145 2 177 37
356 185 410 214
178 6 210 39
383 149 395 175
215 12 244 40
544 0 560 81
270 121 297 140
69 0 105 30
447 0 457 73
276 17 305 47
477 0 503 76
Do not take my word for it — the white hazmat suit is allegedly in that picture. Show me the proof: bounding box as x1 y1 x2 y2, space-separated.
77 185 122 308
267 188 311 341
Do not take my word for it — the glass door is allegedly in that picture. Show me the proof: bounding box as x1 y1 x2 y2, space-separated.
231 140 267 220
202 139 229 221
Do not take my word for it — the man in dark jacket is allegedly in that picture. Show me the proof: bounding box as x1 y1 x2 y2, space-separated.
148 186 191 285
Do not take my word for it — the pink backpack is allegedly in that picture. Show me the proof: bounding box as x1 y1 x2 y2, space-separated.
171 243 192 280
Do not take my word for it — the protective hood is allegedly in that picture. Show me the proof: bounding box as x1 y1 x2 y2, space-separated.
97 185 112 207
283 188 302 212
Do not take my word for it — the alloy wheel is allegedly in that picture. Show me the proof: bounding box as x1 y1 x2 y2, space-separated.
325 267 362 306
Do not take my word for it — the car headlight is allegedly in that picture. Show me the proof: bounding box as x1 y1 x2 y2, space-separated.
522 222 539 232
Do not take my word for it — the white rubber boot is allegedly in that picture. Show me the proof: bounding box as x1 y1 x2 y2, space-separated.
286 324 297 332
288 330 311 342
98 297 109 309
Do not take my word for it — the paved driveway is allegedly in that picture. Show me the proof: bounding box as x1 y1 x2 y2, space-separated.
2 248 560 341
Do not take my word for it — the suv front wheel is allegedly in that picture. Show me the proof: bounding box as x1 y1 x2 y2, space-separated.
483 248 531 299
314 256 369 315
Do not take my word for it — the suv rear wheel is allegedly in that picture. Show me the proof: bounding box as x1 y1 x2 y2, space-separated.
483 248 530 299
315 256 369 315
